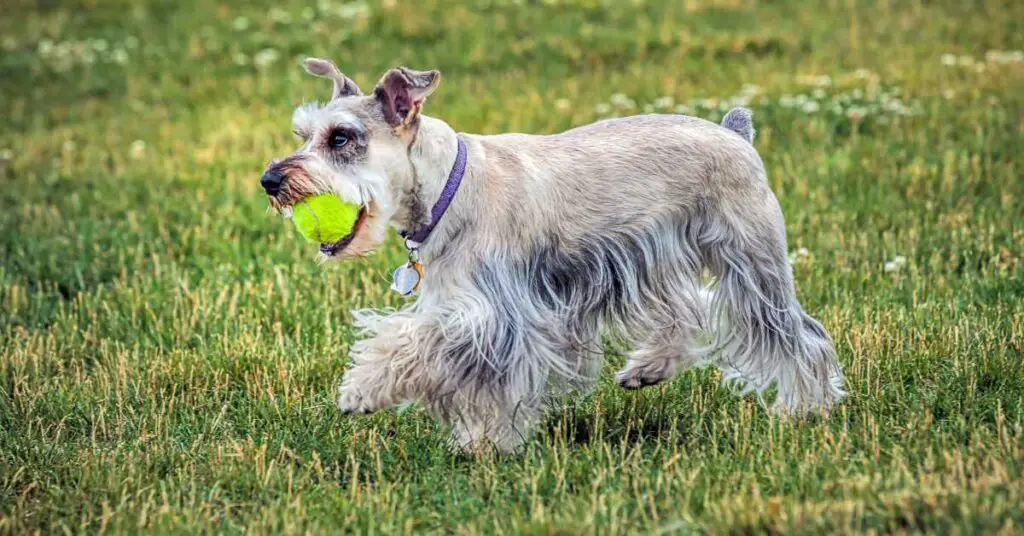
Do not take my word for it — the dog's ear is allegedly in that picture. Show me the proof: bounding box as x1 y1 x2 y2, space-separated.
303 57 363 99
373 67 441 128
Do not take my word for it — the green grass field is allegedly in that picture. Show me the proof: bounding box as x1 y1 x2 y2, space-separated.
2 0 1023 533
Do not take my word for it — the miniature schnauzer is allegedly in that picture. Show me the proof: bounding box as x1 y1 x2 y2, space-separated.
260 58 845 452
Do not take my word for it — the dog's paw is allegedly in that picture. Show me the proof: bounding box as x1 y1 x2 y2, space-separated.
615 362 673 390
337 385 375 415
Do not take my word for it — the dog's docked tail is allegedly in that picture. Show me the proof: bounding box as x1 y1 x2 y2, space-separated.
721 107 755 144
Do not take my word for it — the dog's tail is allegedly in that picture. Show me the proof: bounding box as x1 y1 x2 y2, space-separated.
721 107 755 144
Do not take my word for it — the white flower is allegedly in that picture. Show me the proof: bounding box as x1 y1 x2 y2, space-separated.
269 8 293 24
38 39 54 56
232 16 250 31
893 255 907 266
942 89 955 100
253 48 279 68
740 83 762 95
130 140 146 159
337 2 369 19
846 106 867 120
609 93 634 108
940 53 957 66
0 149 13 161
801 101 820 113
728 95 750 107
111 48 129 64
884 261 899 273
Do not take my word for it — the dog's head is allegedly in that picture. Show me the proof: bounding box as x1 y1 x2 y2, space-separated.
261 57 441 259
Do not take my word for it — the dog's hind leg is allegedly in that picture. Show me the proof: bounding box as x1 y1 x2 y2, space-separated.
699 192 845 413
615 282 713 390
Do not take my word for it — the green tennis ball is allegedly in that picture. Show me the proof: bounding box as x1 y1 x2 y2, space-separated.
291 194 361 243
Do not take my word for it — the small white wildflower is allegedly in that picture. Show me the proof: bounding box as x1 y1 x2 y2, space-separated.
253 48 279 68
0 149 13 161
609 93 631 107
269 8 293 24
893 255 907 266
940 53 957 66
884 261 899 273
337 2 369 19
595 103 611 115
728 95 750 107
111 48 128 65
802 101 820 113
130 140 146 159
232 16 250 31
740 83 762 95
38 39 54 56
942 89 955 100
653 96 674 109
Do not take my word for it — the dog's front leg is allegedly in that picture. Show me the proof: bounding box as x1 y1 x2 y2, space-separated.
337 309 427 415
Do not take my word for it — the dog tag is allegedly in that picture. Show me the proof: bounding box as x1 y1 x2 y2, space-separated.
391 262 423 295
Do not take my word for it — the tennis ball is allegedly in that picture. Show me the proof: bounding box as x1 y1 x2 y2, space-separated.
291 194 361 243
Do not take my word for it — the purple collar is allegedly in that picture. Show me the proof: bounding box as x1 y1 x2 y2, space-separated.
401 135 467 247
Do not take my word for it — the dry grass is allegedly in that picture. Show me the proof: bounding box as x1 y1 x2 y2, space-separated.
1 0 1023 533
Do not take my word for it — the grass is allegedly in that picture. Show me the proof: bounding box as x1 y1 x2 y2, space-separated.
1 0 1023 533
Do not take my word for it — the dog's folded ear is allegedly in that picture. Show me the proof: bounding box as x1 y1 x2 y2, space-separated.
374 67 441 128
303 57 363 99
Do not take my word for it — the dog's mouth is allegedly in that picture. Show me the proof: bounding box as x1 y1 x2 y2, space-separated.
315 205 369 257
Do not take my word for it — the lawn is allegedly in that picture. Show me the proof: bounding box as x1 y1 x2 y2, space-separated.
1 0 1023 533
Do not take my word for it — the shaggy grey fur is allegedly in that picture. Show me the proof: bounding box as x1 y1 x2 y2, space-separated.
261 59 846 452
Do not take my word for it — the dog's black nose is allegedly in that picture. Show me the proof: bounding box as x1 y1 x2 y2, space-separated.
261 168 284 196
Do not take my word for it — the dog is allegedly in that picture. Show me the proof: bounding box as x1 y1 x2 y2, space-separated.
260 58 845 452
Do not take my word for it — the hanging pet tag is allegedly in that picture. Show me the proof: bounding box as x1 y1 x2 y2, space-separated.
391 261 423 295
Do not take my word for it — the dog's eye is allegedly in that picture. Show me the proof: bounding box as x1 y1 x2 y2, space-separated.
328 132 349 149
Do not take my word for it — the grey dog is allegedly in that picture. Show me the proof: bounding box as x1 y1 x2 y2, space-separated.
260 58 845 452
